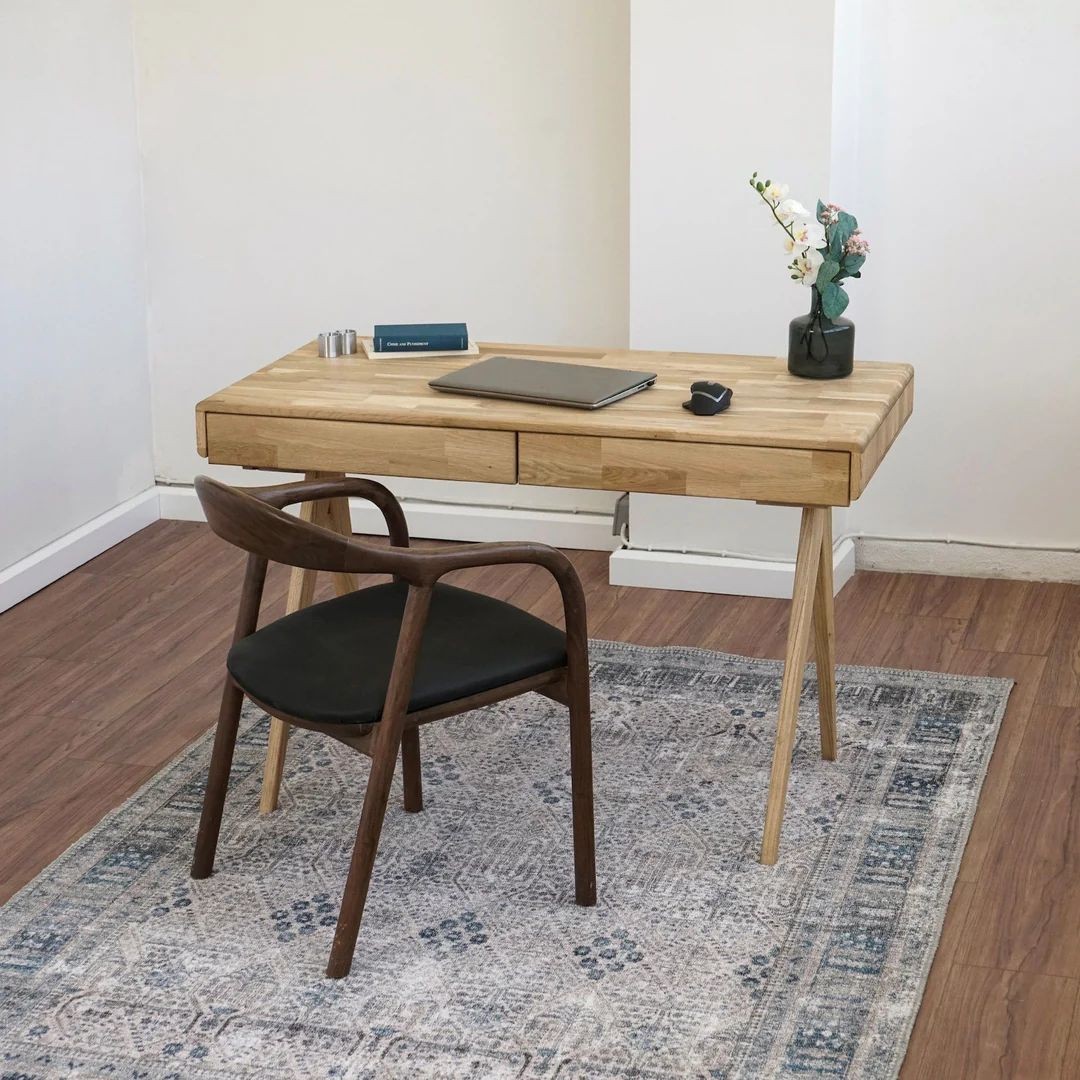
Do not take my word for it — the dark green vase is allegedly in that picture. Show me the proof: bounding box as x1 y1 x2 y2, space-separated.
788 286 854 379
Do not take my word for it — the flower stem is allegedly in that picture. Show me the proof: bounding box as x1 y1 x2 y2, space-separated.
755 186 799 245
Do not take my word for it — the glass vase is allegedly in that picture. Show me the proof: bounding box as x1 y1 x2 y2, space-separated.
788 286 854 379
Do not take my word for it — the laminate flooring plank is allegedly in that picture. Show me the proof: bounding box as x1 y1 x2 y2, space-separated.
1037 587 1080 708
1061 985 1080 1079
78 520 206 578
878 572 984 620
0 708 120 797
838 612 967 671
950 649 1047 883
681 593 787 659
910 964 1077 1080
899 879 976 1077
28 529 242 663
0 571 121 667
0 757 158 903
964 579 1071 655
959 705 1080 976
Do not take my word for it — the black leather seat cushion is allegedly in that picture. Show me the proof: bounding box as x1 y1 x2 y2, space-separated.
227 582 567 726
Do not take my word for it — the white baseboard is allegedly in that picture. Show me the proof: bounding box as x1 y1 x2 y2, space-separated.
0 488 160 614
6 482 1078 616
608 539 856 598
157 485 620 551
856 537 1080 582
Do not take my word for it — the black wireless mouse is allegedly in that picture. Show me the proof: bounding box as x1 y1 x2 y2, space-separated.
682 380 732 416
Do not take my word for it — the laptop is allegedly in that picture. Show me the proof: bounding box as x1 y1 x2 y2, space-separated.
429 355 657 410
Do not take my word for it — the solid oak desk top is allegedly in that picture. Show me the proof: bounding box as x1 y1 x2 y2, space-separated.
197 341 913 508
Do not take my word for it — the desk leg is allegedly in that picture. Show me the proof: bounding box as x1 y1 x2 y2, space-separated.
813 509 838 761
759 506 826 865
326 496 360 597
258 473 355 815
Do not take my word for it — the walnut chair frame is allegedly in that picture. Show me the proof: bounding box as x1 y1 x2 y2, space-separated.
190 475 596 979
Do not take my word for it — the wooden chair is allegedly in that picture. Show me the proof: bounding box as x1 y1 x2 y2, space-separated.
190 475 596 978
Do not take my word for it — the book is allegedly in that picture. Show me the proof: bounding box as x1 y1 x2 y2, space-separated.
360 337 481 361
373 322 468 353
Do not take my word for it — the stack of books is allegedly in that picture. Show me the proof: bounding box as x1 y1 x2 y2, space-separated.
361 322 478 360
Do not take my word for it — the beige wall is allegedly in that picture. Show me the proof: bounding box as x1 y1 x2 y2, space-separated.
0 0 154 572
135 0 630 505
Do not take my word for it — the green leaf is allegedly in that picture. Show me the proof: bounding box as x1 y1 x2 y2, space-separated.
821 282 849 320
817 259 840 287
816 199 828 223
843 253 866 276
832 211 857 249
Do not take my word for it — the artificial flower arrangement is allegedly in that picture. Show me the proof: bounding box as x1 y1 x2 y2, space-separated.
749 172 869 319
749 172 870 378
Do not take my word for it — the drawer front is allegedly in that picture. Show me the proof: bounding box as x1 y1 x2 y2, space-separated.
519 433 850 506
205 414 517 484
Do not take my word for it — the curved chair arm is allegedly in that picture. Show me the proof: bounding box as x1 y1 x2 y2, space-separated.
196 475 417 581
247 476 409 548
416 541 589 662
196 478 588 649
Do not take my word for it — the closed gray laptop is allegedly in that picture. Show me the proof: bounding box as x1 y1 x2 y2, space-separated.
429 355 657 410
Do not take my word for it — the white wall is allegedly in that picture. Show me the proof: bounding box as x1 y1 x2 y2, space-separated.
628 0 843 561
0 0 154 572
134 0 629 516
628 0 1080 566
837 0 1080 550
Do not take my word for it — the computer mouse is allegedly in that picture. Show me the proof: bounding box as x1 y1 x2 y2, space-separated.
682 381 732 416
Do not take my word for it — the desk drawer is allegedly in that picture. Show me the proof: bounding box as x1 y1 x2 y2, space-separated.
518 433 850 506
205 414 517 484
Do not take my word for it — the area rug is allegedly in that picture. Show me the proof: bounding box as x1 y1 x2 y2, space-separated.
0 641 1011 1079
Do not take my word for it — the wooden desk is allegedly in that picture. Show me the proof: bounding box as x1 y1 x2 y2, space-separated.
197 341 913 862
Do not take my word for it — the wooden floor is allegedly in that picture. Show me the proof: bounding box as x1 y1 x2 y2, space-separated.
2 520 1079 1077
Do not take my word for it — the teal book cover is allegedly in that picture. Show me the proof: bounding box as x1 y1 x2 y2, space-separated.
373 322 468 352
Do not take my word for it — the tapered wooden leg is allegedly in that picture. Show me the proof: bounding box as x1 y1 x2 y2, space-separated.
327 586 432 979
192 677 245 878
259 477 356 815
259 512 318 814
326 496 360 596
567 667 597 907
401 726 423 812
759 506 826 865
813 508 838 761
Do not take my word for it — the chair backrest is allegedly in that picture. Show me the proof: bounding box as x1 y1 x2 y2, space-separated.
195 475 403 577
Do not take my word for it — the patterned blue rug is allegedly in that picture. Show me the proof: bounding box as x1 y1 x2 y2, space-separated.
0 641 1010 1079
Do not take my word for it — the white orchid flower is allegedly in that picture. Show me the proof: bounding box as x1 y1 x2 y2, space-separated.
775 198 809 222
783 216 827 253
763 181 789 204
790 246 824 286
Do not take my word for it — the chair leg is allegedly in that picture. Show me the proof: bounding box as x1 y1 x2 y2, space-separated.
566 670 597 907
326 583 433 979
191 677 245 879
401 726 423 812
326 734 401 978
